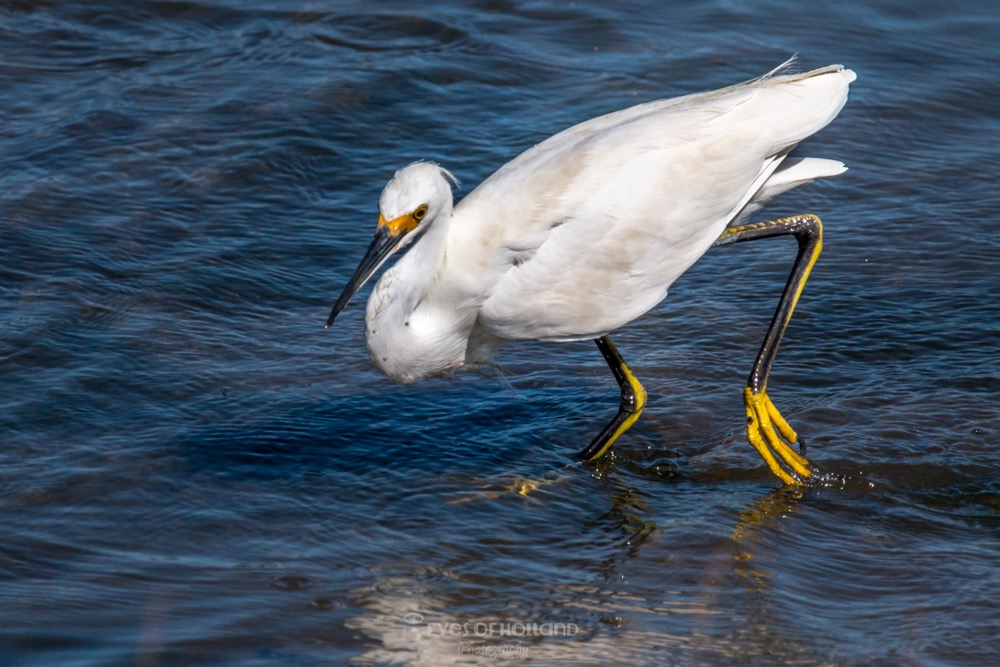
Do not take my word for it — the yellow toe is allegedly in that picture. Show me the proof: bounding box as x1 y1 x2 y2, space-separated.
743 387 811 484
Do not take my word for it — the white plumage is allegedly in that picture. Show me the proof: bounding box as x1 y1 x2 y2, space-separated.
329 63 855 385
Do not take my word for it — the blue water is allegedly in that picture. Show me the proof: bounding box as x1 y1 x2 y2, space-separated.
1 1 998 665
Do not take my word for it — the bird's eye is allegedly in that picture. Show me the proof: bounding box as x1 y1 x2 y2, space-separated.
413 205 428 221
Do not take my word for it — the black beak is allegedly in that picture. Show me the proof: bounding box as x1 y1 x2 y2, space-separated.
325 224 404 328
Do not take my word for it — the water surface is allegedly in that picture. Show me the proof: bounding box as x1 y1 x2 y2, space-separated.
1 1 998 665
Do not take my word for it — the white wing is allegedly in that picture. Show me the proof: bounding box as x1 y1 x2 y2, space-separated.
448 65 855 341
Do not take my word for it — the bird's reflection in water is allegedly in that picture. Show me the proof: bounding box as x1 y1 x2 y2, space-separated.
731 485 808 544
346 457 667 666
347 462 827 665
730 485 808 599
723 485 817 664
586 464 664 561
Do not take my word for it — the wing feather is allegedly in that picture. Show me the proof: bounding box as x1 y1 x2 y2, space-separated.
445 65 854 340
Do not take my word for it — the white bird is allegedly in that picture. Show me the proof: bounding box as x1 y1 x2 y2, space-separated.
327 62 856 485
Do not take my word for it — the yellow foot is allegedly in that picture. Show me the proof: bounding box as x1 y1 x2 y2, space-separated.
743 386 811 485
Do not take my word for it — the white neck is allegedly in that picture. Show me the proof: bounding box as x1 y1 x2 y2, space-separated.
364 207 467 382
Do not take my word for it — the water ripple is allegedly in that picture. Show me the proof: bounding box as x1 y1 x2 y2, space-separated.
1 1 999 665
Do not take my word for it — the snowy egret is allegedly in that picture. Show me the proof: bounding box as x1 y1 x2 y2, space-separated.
327 63 855 485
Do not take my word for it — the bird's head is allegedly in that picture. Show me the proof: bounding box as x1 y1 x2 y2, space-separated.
325 162 457 327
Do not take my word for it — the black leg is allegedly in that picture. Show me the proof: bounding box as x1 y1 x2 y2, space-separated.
578 336 648 462
713 214 822 484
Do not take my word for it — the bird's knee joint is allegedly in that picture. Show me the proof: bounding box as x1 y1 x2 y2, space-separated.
619 381 647 414
793 215 823 242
